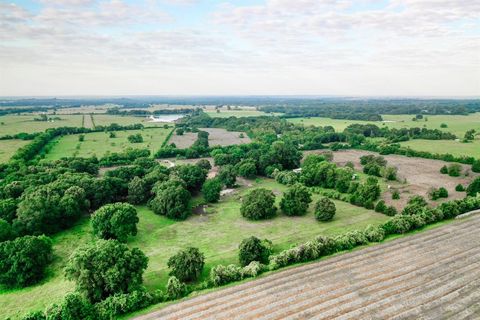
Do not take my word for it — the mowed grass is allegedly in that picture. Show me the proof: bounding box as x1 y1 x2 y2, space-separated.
289 113 480 137
400 139 480 159
0 115 84 135
0 139 30 163
0 178 388 319
43 127 172 161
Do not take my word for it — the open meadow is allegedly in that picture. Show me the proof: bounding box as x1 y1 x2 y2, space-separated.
0 139 30 163
0 178 388 319
43 127 172 160
0 114 84 135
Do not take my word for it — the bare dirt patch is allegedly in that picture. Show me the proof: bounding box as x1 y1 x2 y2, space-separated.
327 149 477 209
168 132 197 148
200 128 251 147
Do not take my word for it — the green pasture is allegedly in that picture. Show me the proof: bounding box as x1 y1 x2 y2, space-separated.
400 139 480 159
289 113 480 137
43 127 172 161
0 178 388 319
0 139 30 163
0 115 84 135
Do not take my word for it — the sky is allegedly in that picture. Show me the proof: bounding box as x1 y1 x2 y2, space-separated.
0 0 479 97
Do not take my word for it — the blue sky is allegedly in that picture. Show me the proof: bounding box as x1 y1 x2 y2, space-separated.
0 0 479 96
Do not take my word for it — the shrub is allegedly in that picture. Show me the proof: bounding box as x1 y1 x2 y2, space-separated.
176 128 184 136
91 203 139 242
314 197 336 221
210 264 242 286
217 165 237 188
438 187 448 198
0 235 52 288
447 163 462 177
196 159 211 171
455 184 465 192
440 165 448 174
392 190 400 200
64 239 148 303
280 183 312 216
238 236 272 266
240 188 276 220
440 123 448 128
384 206 398 216
167 247 205 282
402 195 428 215
201 178 222 203
364 225 385 242
467 177 480 196
374 200 387 213
95 290 158 319
241 261 263 278
45 292 96 320
274 170 298 186
382 215 412 235
127 133 143 143
166 276 187 299
382 166 397 181
472 160 480 173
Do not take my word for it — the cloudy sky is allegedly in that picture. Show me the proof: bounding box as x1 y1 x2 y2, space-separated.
0 0 479 96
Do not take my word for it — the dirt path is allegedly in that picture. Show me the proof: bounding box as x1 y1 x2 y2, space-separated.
133 215 480 320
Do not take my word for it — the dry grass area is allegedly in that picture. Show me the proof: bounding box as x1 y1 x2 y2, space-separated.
134 215 480 320
330 150 477 209
168 132 198 148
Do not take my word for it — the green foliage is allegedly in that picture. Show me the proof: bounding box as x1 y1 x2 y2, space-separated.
0 235 52 287
166 276 187 300
0 219 13 242
392 190 400 200
201 178 222 203
196 159 211 171
217 165 237 188
440 123 448 128
334 167 354 193
440 165 448 174
64 239 148 303
78 134 85 142
455 184 465 192
467 177 480 196
472 160 480 173
429 187 449 200
238 236 272 266
447 163 462 177
210 264 243 287
95 289 161 319
314 197 336 221
14 184 88 235
171 164 207 192
167 247 205 282
127 176 148 204
91 203 139 243
45 292 96 320
176 128 184 136
463 129 476 142
149 180 191 220
236 160 257 179
127 133 143 143
402 195 428 215
364 225 385 242
280 183 312 216
240 188 276 220
274 170 299 186
351 177 381 207
384 206 398 216
21 311 46 320
382 166 398 180
374 200 387 213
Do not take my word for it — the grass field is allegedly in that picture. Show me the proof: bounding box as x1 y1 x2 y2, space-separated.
205 109 280 118
0 139 30 163
0 178 388 319
43 127 172 161
0 115 84 135
289 113 480 137
400 139 480 158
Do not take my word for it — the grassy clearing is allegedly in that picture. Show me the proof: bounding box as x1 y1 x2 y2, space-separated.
0 178 388 319
92 114 162 127
43 127 172 161
400 139 480 158
288 113 480 137
0 139 30 163
0 115 84 135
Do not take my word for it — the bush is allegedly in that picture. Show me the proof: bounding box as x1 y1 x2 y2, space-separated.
196 159 211 171
45 292 96 320
374 200 386 213
176 128 184 136
240 188 276 220
280 183 312 216
167 247 205 282
274 170 298 186
472 160 480 173
238 236 272 266
364 225 385 242
95 290 158 319
314 197 336 221
0 235 52 288
382 215 412 235
217 165 237 188
440 165 448 174
91 203 139 242
467 177 480 196
64 239 148 302
382 166 397 181
455 184 465 192
166 276 187 299
241 261 263 278
392 190 400 200
447 163 462 177
384 206 398 216
201 178 222 203
127 133 143 143
210 264 242 286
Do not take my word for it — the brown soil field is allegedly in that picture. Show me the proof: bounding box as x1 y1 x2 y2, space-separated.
168 132 198 149
200 128 251 146
134 214 480 320
323 150 476 210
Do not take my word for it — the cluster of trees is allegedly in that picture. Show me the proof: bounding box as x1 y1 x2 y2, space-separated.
360 154 397 180
440 163 463 177
127 133 143 143
428 187 449 200
344 124 457 142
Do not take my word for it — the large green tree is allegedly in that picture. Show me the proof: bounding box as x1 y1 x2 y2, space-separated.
91 203 139 243
167 247 205 282
202 178 222 203
217 165 237 188
171 164 207 191
241 188 276 220
64 239 148 303
280 183 312 216
149 180 191 220
0 235 52 287
238 236 272 266
127 176 148 204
